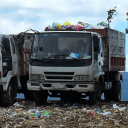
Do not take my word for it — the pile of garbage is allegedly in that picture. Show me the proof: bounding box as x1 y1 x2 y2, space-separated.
45 21 108 31
0 100 128 127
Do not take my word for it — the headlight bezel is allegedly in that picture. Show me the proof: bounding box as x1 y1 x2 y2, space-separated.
75 75 90 81
30 74 45 80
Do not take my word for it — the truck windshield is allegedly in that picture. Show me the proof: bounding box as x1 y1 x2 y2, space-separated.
31 32 92 60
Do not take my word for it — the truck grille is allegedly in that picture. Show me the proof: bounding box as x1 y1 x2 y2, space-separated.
44 72 74 80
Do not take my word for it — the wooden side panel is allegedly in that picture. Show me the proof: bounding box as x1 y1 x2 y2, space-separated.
110 57 125 71
84 29 107 37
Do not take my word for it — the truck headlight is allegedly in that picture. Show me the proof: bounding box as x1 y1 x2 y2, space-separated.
75 76 80 80
75 75 90 80
30 74 44 80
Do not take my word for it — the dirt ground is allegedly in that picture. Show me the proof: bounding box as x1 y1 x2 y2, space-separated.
0 99 128 128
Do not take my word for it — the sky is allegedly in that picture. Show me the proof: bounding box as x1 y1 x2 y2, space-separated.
0 0 128 70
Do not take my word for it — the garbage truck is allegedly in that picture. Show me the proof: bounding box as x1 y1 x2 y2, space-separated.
0 32 34 106
27 27 125 105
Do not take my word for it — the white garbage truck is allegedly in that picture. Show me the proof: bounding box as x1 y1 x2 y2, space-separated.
27 27 125 105
0 31 34 106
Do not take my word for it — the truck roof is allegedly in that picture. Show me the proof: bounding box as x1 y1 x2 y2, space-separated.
44 28 108 37
45 27 125 38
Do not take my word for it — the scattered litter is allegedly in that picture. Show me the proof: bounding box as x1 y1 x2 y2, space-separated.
0 100 128 127
101 111 111 115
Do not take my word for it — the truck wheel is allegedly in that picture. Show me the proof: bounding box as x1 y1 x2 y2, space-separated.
0 100 2 106
24 91 34 101
104 89 112 101
89 92 97 105
89 81 102 105
1 84 14 106
112 81 121 101
95 81 102 101
33 90 48 105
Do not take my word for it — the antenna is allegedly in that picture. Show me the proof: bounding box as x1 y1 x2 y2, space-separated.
106 7 118 27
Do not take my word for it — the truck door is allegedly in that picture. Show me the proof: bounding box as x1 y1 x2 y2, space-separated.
2 38 12 77
10 38 18 75
93 36 102 75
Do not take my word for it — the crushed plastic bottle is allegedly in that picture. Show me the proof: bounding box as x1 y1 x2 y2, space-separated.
36 113 42 118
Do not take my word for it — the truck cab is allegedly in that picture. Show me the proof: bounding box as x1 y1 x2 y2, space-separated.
0 34 20 106
27 28 125 105
27 30 105 104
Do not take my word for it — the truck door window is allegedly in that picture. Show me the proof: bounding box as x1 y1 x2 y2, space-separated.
10 38 15 54
94 37 100 53
94 36 100 63
3 38 11 56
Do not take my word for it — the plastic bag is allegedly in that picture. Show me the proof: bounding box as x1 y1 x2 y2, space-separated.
74 25 85 30
97 21 107 26
96 21 108 28
63 21 71 27
52 22 62 29
77 22 95 29
78 21 85 26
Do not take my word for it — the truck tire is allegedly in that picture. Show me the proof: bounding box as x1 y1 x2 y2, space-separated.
1 83 14 106
24 91 34 101
112 81 121 101
33 90 48 105
89 92 97 105
104 89 112 101
89 81 102 105
95 81 102 101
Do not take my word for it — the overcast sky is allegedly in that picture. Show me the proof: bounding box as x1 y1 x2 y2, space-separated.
0 0 128 71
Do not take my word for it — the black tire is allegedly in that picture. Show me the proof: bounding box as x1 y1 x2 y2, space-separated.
0 100 2 106
24 91 34 101
95 81 102 101
104 89 112 101
0 94 2 106
89 92 97 105
104 81 121 102
89 80 102 105
1 84 14 107
112 81 121 101
33 90 48 105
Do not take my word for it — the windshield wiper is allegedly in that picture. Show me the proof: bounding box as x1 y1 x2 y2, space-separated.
53 54 68 56
43 58 53 61
53 54 68 59
66 57 81 62
34 57 53 61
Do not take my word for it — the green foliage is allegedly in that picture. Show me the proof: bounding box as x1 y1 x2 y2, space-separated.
107 7 118 27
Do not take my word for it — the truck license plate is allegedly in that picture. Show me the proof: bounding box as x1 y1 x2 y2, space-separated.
52 83 65 89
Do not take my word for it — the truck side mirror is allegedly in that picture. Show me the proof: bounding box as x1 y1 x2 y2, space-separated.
125 28 128 33
94 37 100 53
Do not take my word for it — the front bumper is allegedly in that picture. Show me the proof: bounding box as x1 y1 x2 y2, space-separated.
27 81 95 92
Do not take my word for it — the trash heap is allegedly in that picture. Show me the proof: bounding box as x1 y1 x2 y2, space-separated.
45 21 108 31
0 100 128 127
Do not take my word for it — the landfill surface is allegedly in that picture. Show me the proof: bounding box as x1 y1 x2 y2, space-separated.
0 99 128 128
